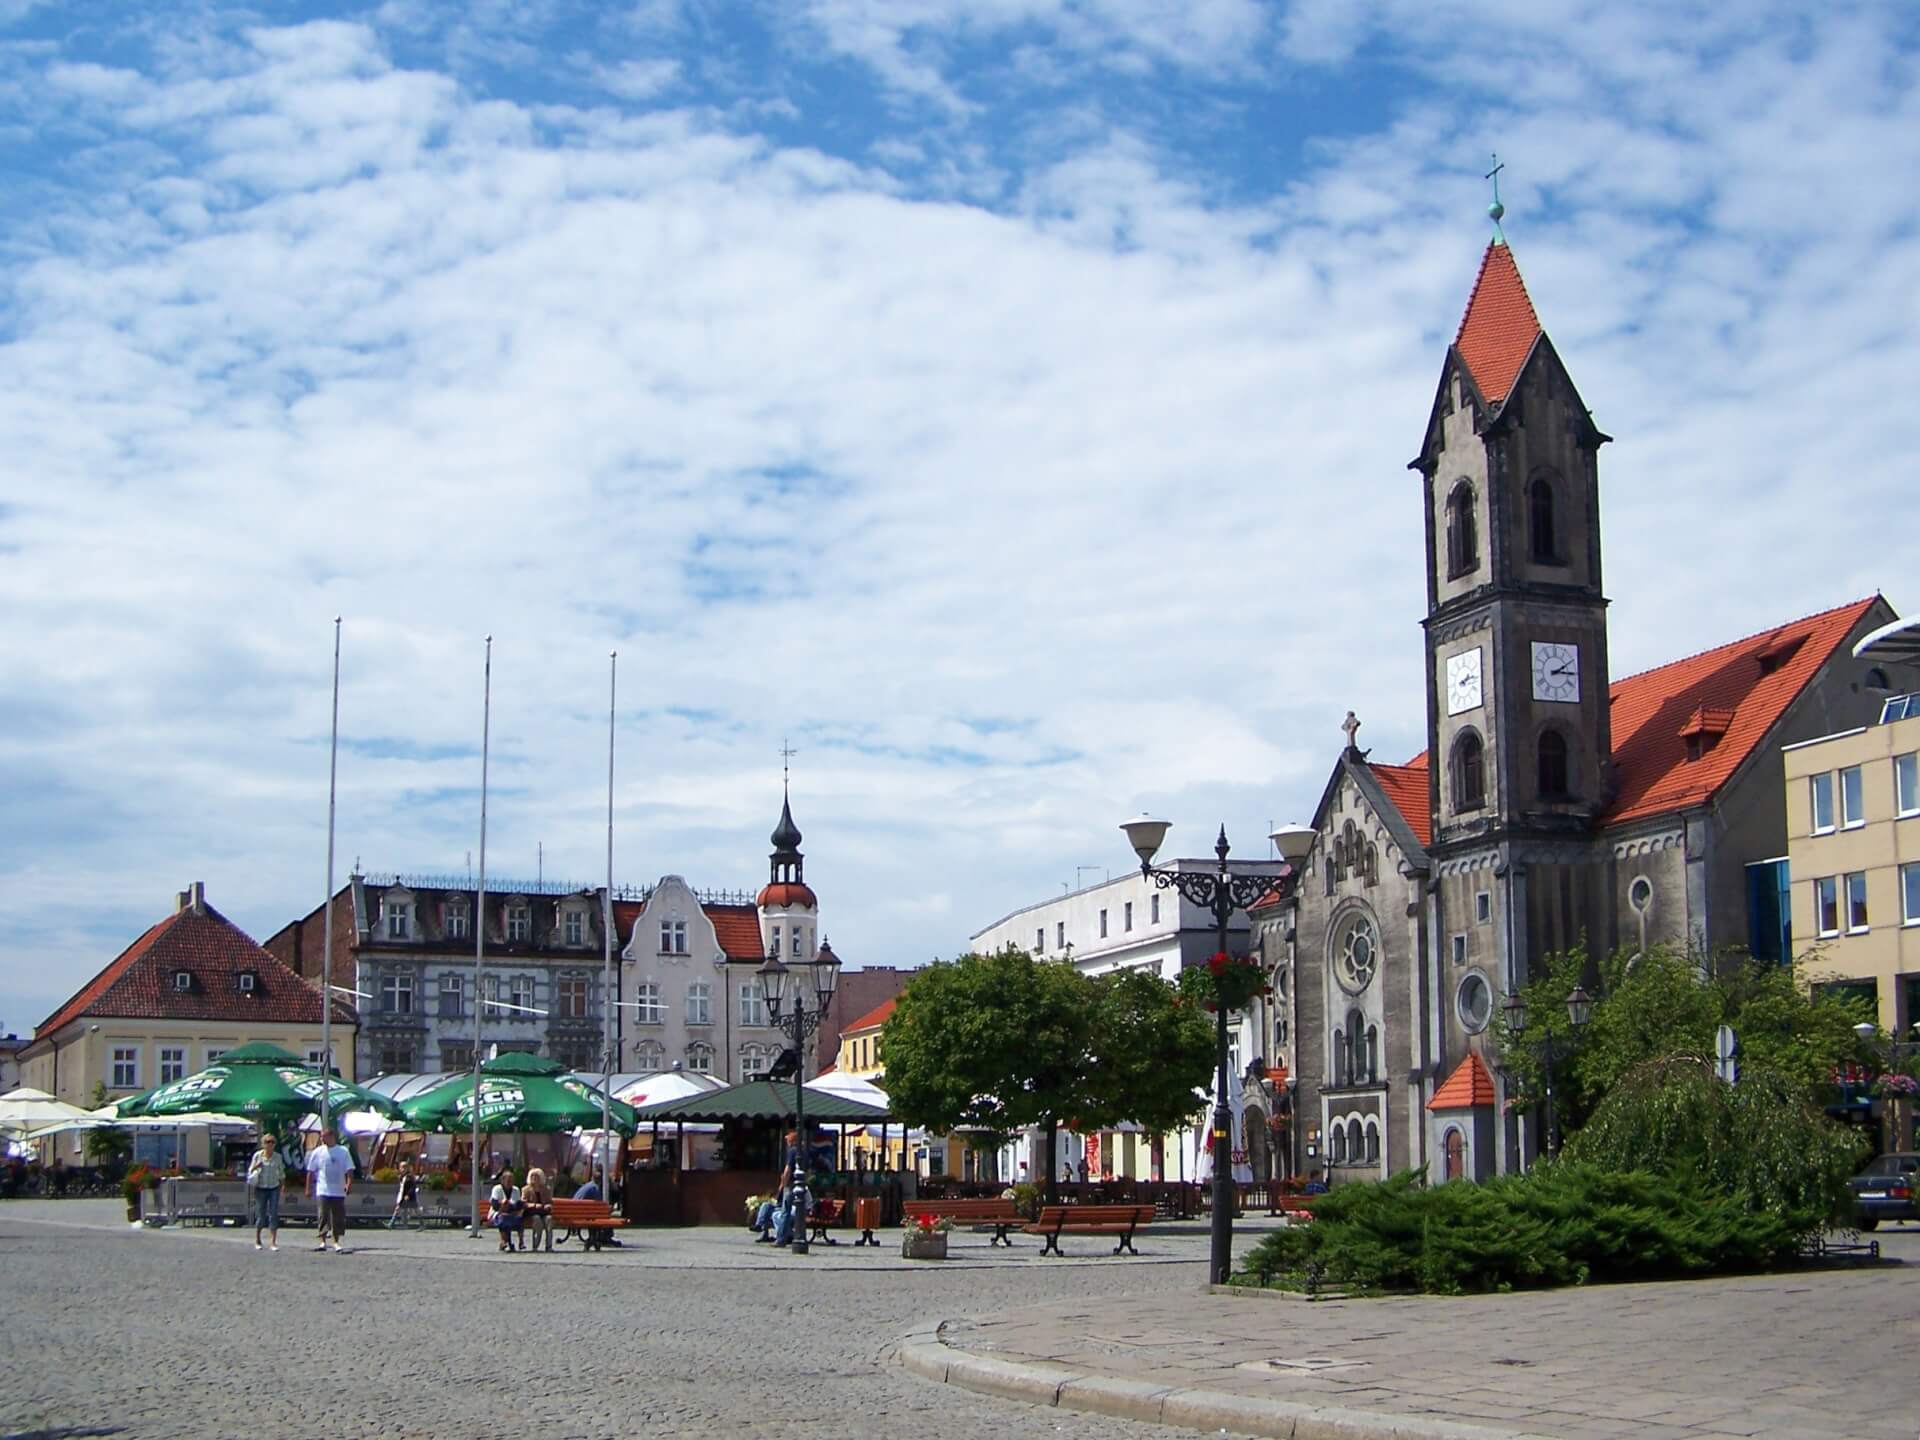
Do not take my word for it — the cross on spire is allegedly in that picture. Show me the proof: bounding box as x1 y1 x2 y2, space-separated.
780 737 797 792
1485 153 1508 245
1341 710 1363 754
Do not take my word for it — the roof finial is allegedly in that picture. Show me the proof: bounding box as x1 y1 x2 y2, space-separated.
1485 153 1507 246
779 735 797 797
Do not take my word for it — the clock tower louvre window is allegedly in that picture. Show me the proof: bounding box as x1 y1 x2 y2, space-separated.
1445 482 1478 579
1528 475 1559 564
1538 730 1571 799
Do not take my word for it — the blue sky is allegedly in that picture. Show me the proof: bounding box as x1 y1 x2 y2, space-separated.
2 1 1917 1035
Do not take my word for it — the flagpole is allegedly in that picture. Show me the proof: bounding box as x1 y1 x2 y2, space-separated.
469 636 492 1237
321 618 341 1126
600 651 617 1198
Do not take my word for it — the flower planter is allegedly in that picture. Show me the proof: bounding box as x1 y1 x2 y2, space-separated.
902 1230 948 1261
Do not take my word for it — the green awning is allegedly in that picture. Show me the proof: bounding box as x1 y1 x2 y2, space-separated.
630 1080 892 1124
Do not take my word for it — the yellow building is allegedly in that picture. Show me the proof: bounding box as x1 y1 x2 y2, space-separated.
1783 703 1920 1030
19 883 355 1167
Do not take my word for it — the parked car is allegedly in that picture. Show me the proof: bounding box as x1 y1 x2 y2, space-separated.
1847 1152 1919 1230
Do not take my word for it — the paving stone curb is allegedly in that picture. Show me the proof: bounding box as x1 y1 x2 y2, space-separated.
896 1324 1526 1440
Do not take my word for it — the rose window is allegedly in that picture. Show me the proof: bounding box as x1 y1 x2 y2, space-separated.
1333 915 1378 995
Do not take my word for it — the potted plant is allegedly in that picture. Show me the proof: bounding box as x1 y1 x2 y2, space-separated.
902 1212 950 1260
121 1163 154 1224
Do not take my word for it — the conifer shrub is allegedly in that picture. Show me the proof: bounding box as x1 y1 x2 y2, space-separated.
1241 1164 1811 1295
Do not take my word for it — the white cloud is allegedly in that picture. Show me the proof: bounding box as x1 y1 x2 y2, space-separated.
0 4 1915 1029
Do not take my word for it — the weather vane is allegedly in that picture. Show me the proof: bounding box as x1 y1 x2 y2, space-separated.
1486 153 1508 245
780 736 797 791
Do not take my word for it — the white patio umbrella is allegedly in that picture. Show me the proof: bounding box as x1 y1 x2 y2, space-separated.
0 1088 96 1131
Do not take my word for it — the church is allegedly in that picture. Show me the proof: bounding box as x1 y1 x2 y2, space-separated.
1253 225 1897 1185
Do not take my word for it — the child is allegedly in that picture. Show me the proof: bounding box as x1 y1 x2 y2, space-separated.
391 1161 422 1229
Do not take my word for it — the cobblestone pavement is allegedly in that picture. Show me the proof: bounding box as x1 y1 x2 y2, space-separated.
928 1224 1920 1440
0 1200 1228 1440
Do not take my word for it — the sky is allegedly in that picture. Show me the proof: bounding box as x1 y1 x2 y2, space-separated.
2 1 1917 1036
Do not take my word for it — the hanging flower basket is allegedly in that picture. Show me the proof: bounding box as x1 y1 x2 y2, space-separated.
1179 953 1271 1014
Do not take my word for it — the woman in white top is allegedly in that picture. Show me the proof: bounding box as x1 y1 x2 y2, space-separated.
246 1134 287 1251
489 1170 526 1253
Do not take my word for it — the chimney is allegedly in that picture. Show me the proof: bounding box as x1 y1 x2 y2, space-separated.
176 882 207 915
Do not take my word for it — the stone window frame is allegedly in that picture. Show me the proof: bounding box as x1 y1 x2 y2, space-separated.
1452 728 1487 812
1445 479 1479 578
1456 970 1493 1033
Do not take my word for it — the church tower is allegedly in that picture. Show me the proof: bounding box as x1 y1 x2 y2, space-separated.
1414 224 1614 971
757 784 819 963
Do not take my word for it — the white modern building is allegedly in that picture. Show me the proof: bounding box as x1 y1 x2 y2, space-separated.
969 851 1287 1183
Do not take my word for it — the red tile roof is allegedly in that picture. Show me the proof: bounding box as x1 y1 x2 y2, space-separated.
37 903 339 1038
1603 597 1882 825
706 904 768 960
1367 600 1881 840
610 898 768 961
1428 1051 1496 1110
1455 242 1541 405
1367 761 1432 848
840 997 897 1036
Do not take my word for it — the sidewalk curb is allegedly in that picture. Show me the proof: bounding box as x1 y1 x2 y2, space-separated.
897 1327 1528 1440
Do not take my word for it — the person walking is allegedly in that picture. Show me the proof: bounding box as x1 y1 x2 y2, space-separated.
391 1161 422 1230
247 1133 287 1251
304 1126 355 1253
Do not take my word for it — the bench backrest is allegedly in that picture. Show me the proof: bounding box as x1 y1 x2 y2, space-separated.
552 1197 614 1222
904 1198 1017 1218
1033 1203 1154 1225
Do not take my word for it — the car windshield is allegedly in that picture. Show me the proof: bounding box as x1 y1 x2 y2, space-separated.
1867 1154 1919 1176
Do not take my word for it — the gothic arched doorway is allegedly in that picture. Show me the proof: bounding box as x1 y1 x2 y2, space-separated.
1443 1127 1465 1181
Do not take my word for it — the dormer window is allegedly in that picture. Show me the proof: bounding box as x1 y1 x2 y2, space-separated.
385 901 412 940
173 970 192 992
506 904 531 943
564 910 585 947
1756 634 1806 676
445 901 470 940
237 971 258 994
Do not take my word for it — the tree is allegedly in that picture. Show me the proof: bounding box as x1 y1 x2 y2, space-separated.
1499 943 1879 1135
1090 966 1215 1137
881 948 1100 1202
81 1081 130 1172
881 949 1213 1201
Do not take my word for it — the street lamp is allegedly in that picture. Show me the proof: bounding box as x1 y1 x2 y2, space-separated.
757 946 841 1255
1502 985 1592 1159
1120 816 1312 1286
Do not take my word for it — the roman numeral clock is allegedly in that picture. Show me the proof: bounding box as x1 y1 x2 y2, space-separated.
1530 641 1581 703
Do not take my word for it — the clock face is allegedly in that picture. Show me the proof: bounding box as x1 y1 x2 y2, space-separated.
1445 647 1483 716
1531 641 1581 703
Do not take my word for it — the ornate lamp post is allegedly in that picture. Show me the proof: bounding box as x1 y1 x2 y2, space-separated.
757 945 841 1255
1120 816 1313 1286
1502 985 1591 1158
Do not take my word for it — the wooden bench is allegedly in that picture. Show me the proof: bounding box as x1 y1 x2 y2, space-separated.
552 1196 628 1250
905 1197 1022 1248
805 1196 843 1245
1025 1203 1155 1257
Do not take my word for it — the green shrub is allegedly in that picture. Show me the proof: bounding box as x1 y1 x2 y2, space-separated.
1562 1055 1864 1228
1240 1163 1812 1296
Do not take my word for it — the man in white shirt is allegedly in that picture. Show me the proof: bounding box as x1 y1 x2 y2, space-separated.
305 1126 355 1253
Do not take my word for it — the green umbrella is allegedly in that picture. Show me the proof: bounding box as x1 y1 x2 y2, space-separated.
117 1042 405 1123
401 1051 638 1135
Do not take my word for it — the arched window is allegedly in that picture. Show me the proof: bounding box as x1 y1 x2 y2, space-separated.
1446 482 1478 577
1365 1026 1379 1084
1538 730 1570 799
1444 1127 1465 1181
1528 476 1558 563
1330 1123 1348 1165
1346 1010 1367 1084
1454 731 1486 811
1364 1122 1380 1164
